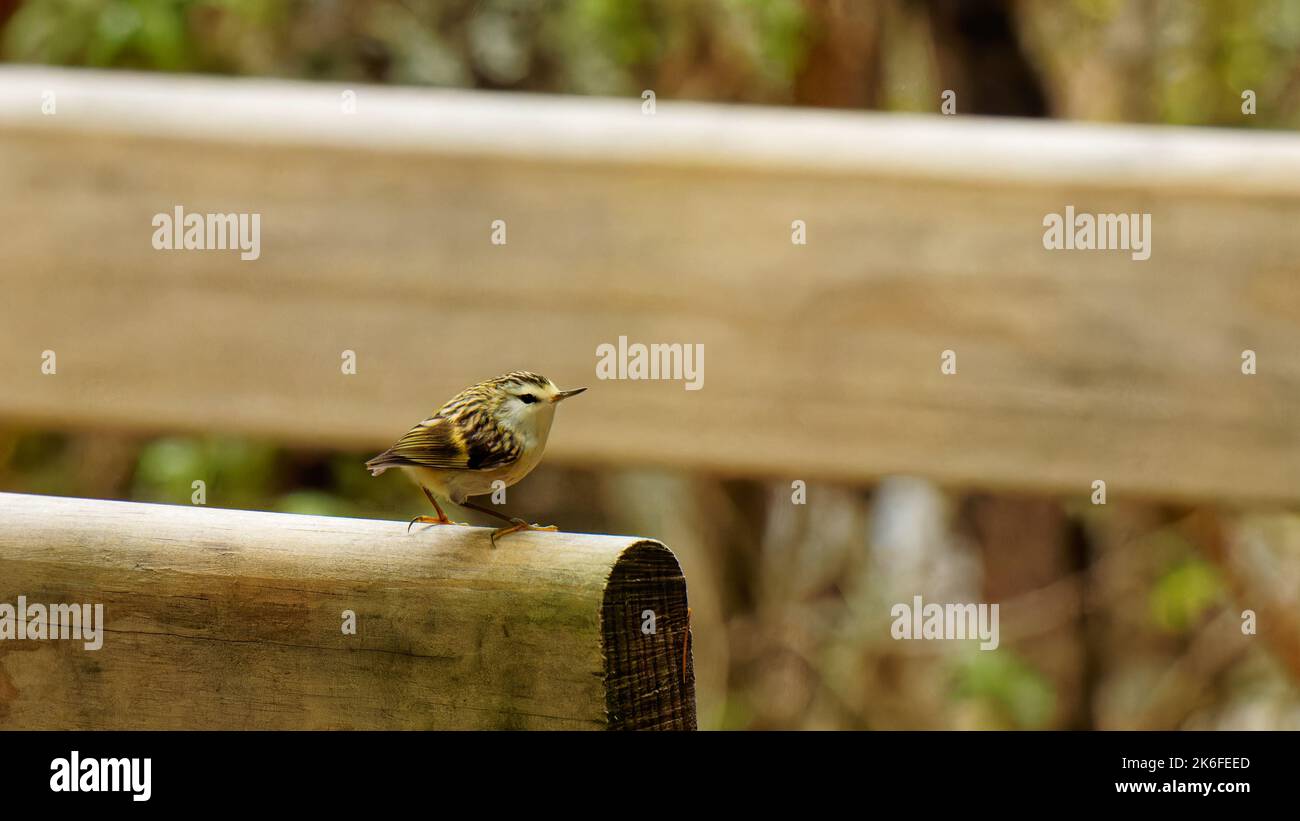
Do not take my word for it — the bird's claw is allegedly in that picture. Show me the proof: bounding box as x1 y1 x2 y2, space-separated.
407 514 459 534
489 518 559 547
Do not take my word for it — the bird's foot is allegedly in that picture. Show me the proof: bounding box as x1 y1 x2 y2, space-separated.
407 514 464 534
489 518 558 547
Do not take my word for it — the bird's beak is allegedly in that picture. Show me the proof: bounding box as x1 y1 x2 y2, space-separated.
553 387 587 403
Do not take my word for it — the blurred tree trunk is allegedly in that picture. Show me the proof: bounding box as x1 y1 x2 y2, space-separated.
962 494 1088 728
923 0 1048 116
793 0 884 108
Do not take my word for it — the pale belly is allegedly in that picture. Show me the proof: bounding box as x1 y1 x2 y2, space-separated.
402 445 546 504
401 408 554 505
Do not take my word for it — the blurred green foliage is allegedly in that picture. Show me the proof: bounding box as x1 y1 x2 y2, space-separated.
953 650 1056 730
1150 558 1223 633
133 436 276 507
0 429 424 522
4 0 1297 126
2 0 809 101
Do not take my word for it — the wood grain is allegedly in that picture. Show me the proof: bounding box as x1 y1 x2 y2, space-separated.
1 68 1299 503
0 492 695 730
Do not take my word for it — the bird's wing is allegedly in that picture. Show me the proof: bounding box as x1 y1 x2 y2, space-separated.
366 416 520 473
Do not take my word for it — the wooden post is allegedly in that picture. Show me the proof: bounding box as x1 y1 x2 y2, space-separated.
0 492 695 730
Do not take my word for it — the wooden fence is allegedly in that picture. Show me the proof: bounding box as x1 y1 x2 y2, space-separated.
1 67 1299 503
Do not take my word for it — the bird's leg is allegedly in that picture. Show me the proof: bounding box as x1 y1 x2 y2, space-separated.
459 500 558 547
422 487 453 523
407 488 466 533
458 499 514 524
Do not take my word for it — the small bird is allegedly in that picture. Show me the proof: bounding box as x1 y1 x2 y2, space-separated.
366 371 586 545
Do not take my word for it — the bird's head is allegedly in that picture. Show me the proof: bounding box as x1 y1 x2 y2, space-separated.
486 371 586 438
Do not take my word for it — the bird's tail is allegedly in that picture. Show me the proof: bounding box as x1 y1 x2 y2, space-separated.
364 451 395 476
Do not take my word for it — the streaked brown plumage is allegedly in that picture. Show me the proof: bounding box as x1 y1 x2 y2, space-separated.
367 371 586 544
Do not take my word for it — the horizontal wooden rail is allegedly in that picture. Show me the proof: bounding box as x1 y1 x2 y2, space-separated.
2 68 1300 502
0 492 695 730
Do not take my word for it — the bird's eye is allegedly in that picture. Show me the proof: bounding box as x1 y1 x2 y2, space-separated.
518 394 539 404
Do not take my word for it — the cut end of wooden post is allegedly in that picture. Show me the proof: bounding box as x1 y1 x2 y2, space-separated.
0 493 699 729
602 540 696 730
